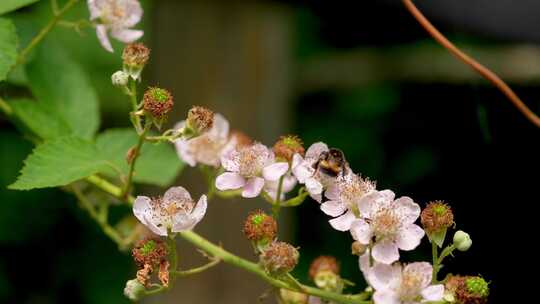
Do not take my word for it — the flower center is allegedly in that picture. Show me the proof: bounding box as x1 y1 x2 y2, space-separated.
372 208 401 238
398 270 424 302
150 196 194 228
339 176 374 206
237 147 263 178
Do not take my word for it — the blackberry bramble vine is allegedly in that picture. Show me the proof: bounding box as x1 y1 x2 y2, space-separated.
0 0 507 303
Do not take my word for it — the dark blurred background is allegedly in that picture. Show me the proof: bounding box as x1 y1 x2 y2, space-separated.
2 0 539 303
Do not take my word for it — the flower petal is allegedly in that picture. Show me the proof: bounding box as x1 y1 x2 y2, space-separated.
396 224 425 251
370 263 402 292
144 214 168 236
421 284 445 301
328 211 356 231
87 0 100 20
111 28 144 43
394 196 420 224
305 177 323 196
242 177 265 198
220 149 240 172
320 200 347 217
403 262 432 288
372 240 400 264
209 113 229 139
164 186 192 205
174 138 197 167
133 196 152 224
263 162 289 181
373 290 400 304
350 219 372 244
191 195 208 223
324 182 340 200
305 142 328 159
96 24 113 52
215 172 246 190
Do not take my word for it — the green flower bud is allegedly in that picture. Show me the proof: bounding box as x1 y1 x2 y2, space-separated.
279 289 308 304
112 70 129 87
124 279 146 301
453 230 472 252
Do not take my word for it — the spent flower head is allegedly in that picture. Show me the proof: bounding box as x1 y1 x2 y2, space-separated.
122 43 150 80
260 241 299 275
87 0 143 52
243 210 278 245
185 106 215 136
350 190 424 264
133 186 207 236
273 135 305 162
132 237 168 269
143 87 174 118
446 275 489 304
368 262 444 304
421 201 454 233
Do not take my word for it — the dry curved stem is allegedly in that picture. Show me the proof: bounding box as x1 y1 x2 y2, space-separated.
402 0 540 128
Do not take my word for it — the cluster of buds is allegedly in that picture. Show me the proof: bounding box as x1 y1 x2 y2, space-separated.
131 237 170 287
445 275 489 304
243 210 278 251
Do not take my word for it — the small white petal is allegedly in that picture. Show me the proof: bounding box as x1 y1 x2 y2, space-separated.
324 183 340 200
221 149 240 172
373 290 400 304
328 211 356 231
133 196 152 224
394 196 421 224
305 177 323 196
191 195 208 223
242 177 265 198
215 172 246 190
320 200 347 217
96 24 113 52
396 224 425 251
350 219 372 244
421 284 445 301
372 240 400 264
209 113 230 139
111 28 144 43
404 262 432 288
293 162 314 184
121 0 143 27
174 138 197 167
262 162 289 181
305 142 328 159
370 263 402 292
378 189 396 201
87 0 100 20
144 214 168 236
164 186 192 204
357 191 381 217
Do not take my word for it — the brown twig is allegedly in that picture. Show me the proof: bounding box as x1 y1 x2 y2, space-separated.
402 0 540 128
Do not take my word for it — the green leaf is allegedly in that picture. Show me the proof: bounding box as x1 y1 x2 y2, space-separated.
9 98 72 139
26 42 100 140
0 0 38 15
9 137 109 190
96 129 184 187
429 228 447 248
0 18 18 81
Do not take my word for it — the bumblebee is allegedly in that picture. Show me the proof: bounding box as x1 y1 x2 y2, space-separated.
313 148 348 177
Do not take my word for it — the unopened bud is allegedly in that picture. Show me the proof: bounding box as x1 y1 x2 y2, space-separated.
351 241 367 256
309 256 339 280
126 146 138 164
453 230 472 252
186 106 214 135
122 43 150 81
260 241 299 275
279 289 308 304
143 87 174 118
243 210 277 248
421 201 454 233
112 70 129 87
124 279 146 301
273 135 305 162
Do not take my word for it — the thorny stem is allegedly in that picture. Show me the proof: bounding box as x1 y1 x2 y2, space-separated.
402 0 540 128
16 0 80 67
122 119 151 198
85 175 370 303
433 244 456 283
167 234 178 289
431 242 438 283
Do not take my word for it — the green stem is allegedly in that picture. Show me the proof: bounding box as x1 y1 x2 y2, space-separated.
272 175 285 219
0 98 13 116
122 121 150 198
171 258 220 277
70 184 127 249
178 230 370 304
167 234 178 289
16 0 80 66
437 244 456 265
431 242 438 283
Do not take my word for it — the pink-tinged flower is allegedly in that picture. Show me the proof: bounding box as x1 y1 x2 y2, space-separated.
174 114 230 167
216 143 289 198
350 190 424 264
368 262 444 304
264 173 297 201
87 0 143 52
133 187 207 236
322 173 376 232
292 142 345 202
